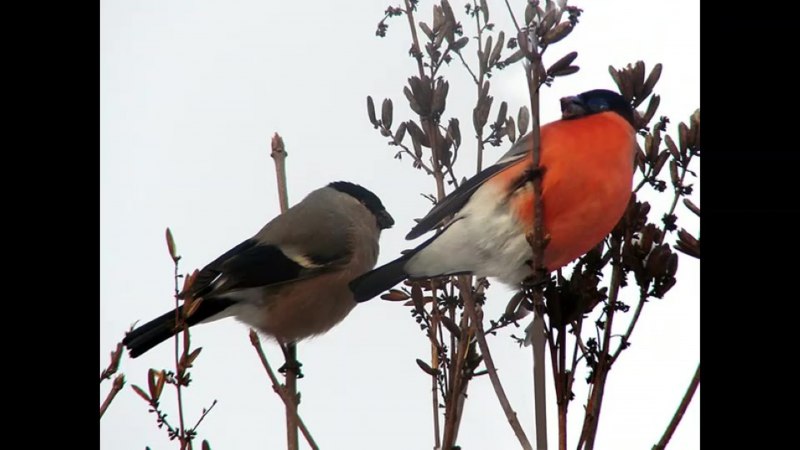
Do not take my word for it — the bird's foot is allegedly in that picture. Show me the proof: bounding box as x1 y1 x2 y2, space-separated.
278 359 304 378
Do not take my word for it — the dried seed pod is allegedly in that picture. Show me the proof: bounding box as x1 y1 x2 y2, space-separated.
452 36 469 51
131 384 151 402
419 21 434 40
473 94 493 134
683 198 700 216
641 63 663 101
665 134 680 161
489 31 505 66
653 151 670 176
550 66 579 77
416 359 439 376
539 7 557 37
608 66 624 96
366 96 378 127
432 79 449 117
381 98 393 129
504 291 526 317
547 51 578 75
669 160 680 187
506 117 516 142
406 120 429 147
496 101 508 126
482 36 493 72
381 289 410 301
678 122 690 155
518 106 530 135
394 122 407 144
447 118 461 149
542 22 573 45
440 314 462 337
632 61 646 101
642 94 660 125
502 49 525 66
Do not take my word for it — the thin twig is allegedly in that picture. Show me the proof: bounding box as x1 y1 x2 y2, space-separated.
403 0 446 201
531 310 548 450
579 238 623 450
430 312 442 450
461 276 533 450
271 133 290 212
100 374 125 418
652 363 700 450
455 50 480 85
520 17 549 448
557 326 567 450
270 132 300 450
403 0 425 76
190 400 219 432
442 306 473 448
100 342 124 383
610 288 646 364
473 0 487 173
504 0 522 31
171 249 188 448
249 331 320 450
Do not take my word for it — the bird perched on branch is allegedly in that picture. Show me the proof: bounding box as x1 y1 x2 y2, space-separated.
123 181 394 358
349 89 635 302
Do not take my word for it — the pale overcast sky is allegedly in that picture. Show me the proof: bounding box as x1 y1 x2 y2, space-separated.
101 1 699 449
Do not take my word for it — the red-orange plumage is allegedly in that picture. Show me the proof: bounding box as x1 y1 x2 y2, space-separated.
503 111 635 271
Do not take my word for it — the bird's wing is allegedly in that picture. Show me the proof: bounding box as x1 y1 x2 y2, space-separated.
405 135 533 240
186 194 356 298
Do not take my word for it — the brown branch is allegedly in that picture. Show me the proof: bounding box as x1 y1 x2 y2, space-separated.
430 313 442 449
100 342 124 383
99 374 125 419
579 239 623 450
504 0 521 31
442 306 473 449
610 288 646 364
269 132 300 450
249 331 319 450
170 240 188 448
652 363 700 450
557 327 567 450
270 133 290 212
461 276 533 450
402 0 425 77
190 399 219 432
531 310 549 450
521 20 549 449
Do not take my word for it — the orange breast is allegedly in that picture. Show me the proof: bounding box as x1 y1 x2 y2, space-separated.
502 112 635 271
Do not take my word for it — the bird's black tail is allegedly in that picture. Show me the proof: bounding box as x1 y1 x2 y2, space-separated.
351 232 444 303
122 298 235 358
349 255 411 303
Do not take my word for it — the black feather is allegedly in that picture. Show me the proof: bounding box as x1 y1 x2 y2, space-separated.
122 297 236 358
406 158 519 240
184 240 310 298
350 233 441 302
349 256 412 303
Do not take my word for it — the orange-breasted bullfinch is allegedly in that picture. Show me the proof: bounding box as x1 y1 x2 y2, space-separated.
123 181 394 358
349 89 635 302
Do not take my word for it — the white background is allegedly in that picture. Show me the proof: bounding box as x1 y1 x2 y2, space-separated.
101 1 699 448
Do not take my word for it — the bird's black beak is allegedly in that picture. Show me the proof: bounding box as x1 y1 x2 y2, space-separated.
560 96 586 120
377 210 395 230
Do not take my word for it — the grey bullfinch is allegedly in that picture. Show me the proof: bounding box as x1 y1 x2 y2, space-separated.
123 181 394 358
349 89 636 302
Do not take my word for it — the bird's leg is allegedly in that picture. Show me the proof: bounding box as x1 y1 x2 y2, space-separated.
278 339 304 378
521 273 549 290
